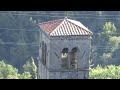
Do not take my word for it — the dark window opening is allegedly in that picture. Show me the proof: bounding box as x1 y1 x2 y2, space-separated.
70 47 77 69
41 41 44 64
44 43 47 65
41 41 47 65
61 48 69 69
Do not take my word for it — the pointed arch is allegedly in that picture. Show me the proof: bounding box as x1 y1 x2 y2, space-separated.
44 43 47 65
61 48 69 69
41 41 44 64
41 41 47 65
70 47 78 69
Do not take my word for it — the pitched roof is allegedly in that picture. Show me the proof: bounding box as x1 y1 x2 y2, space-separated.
38 17 93 36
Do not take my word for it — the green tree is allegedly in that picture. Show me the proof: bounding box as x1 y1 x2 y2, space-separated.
99 22 116 47
0 60 31 79
102 22 116 37
23 57 37 79
0 60 19 79
93 22 117 66
0 12 38 73
89 65 120 79
18 72 31 79
108 36 120 65
109 36 120 52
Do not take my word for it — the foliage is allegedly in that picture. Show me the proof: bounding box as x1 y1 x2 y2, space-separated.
89 65 120 79
100 22 116 47
0 60 19 79
18 72 31 79
0 60 31 79
23 57 37 79
102 22 116 37
0 12 39 73
92 21 118 67
109 36 120 52
1 11 120 74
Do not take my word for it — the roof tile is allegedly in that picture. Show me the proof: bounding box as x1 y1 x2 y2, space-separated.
38 18 93 36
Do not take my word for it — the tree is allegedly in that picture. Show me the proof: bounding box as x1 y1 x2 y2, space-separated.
99 22 116 47
0 60 31 79
23 57 37 79
92 22 117 66
0 60 19 79
89 65 120 79
102 22 116 37
18 72 31 79
0 12 38 73
108 36 120 65
109 36 120 52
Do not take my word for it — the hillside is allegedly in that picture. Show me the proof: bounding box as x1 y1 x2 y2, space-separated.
0 11 120 73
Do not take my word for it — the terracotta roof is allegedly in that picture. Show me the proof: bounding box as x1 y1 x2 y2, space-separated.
38 17 93 36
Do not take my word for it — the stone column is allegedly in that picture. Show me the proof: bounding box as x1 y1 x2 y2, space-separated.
68 52 71 69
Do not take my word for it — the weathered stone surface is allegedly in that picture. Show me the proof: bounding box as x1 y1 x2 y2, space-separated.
78 71 84 79
49 72 54 79
61 72 69 79
68 72 78 79
38 30 91 79
54 72 61 79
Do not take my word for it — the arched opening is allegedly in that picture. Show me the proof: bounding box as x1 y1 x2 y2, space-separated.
44 43 47 65
41 41 44 64
41 41 47 65
61 48 69 69
70 47 78 69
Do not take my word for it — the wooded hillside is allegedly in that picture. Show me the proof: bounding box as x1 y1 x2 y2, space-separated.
0 11 120 73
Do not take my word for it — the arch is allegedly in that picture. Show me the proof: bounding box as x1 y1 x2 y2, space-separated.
41 41 44 64
61 48 69 69
41 41 47 65
44 43 47 65
70 47 78 69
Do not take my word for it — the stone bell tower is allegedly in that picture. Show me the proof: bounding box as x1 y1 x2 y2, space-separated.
37 17 93 79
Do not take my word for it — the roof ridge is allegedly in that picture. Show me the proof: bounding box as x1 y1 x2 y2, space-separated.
50 19 66 35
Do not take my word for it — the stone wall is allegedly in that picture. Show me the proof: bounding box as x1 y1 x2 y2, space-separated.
38 60 49 79
39 31 51 68
48 70 89 79
38 31 91 79
50 35 91 70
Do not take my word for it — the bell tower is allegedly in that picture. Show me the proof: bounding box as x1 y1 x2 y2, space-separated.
38 17 93 79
